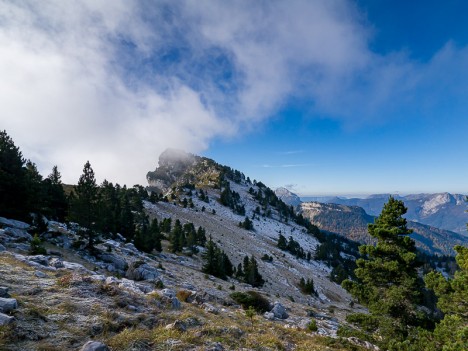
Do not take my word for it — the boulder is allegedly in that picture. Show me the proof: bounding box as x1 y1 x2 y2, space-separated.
0 287 10 298
126 262 159 281
0 217 30 230
161 288 176 298
80 341 109 351
0 297 18 313
105 276 119 285
123 242 137 252
34 270 47 278
263 312 275 320
100 253 128 271
49 257 64 268
0 313 14 326
171 297 181 310
203 303 219 314
0 244 6 252
4 227 32 241
118 278 144 295
271 301 288 319
165 320 186 332
28 255 49 266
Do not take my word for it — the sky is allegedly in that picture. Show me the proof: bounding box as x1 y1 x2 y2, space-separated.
1 0 468 196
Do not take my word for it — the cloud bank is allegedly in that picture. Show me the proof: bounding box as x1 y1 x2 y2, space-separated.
1 0 467 185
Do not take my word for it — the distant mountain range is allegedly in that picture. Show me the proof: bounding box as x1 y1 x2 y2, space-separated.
275 188 468 255
302 193 468 235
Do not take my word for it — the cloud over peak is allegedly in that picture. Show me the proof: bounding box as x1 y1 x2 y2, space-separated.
1 0 467 185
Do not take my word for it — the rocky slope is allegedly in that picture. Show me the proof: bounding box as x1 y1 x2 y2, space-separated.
300 202 468 255
0 150 377 350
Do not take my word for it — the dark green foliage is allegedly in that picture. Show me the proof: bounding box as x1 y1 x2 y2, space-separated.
240 255 264 287
230 291 270 313
69 161 99 249
29 234 47 255
0 131 41 221
330 263 349 284
315 233 359 283
220 182 245 215
277 234 287 250
170 219 183 253
261 254 273 262
423 245 468 351
160 218 172 233
239 216 253 230
42 166 68 221
202 236 233 280
341 197 430 349
307 319 318 332
298 277 316 295
277 234 306 259
133 217 162 254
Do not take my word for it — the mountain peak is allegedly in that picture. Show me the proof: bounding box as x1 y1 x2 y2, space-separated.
275 187 302 207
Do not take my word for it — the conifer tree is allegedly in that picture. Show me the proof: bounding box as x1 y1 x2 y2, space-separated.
277 233 287 250
150 218 162 252
243 255 264 287
119 190 135 240
69 161 99 249
170 219 183 253
341 197 428 349
43 166 68 221
423 245 468 350
0 131 33 220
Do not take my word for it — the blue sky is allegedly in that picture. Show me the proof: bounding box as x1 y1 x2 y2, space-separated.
1 1 468 195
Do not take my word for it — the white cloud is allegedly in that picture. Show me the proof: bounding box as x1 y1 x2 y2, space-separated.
1 0 467 185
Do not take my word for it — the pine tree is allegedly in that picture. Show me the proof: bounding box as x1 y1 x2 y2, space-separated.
69 161 99 250
0 131 32 220
170 219 183 253
243 255 264 287
423 245 468 350
119 190 135 240
202 236 233 280
150 218 162 252
277 234 287 250
341 197 428 349
43 166 68 221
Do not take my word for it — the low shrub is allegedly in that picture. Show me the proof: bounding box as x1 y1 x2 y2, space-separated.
230 291 270 313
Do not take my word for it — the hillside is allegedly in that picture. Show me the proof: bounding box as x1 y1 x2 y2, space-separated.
0 149 375 350
300 202 468 255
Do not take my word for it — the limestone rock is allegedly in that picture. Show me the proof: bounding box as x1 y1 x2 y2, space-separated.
80 341 109 351
0 313 14 326
161 288 176 298
0 297 18 313
0 287 10 298
34 270 47 278
171 297 181 309
165 320 186 332
28 255 49 266
202 303 219 314
0 217 30 230
271 301 288 319
100 253 128 271
4 227 32 241
49 257 64 268
126 261 159 281
263 312 275 320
